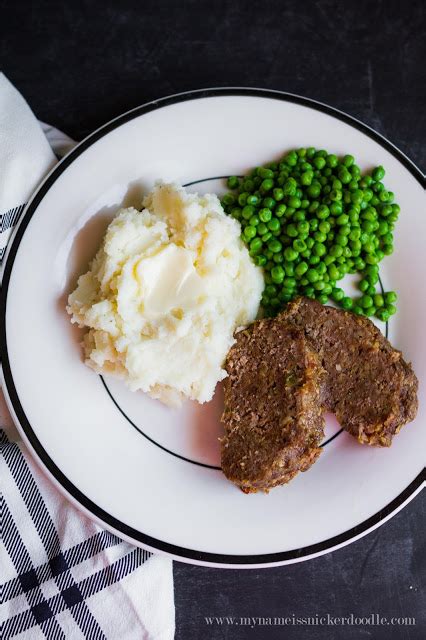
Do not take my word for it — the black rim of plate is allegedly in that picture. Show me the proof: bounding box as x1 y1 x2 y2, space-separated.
1 88 425 566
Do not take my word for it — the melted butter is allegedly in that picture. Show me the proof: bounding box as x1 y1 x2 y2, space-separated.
134 244 204 316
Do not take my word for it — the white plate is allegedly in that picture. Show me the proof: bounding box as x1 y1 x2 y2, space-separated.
1 89 425 568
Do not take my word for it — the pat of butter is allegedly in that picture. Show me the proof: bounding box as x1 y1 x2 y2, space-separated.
135 244 204 316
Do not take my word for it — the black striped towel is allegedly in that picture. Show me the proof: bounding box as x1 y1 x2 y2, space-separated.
0 73 175 640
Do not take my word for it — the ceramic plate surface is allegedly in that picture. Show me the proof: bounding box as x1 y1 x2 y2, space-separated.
1 89 425 567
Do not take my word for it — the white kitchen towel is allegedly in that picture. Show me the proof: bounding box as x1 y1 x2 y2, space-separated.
0 73 175 640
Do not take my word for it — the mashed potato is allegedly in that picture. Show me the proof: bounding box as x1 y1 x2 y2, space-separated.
67 183 263 406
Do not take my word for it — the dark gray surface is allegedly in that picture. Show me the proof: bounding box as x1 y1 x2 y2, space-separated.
174 496 425 639
1 1 424 638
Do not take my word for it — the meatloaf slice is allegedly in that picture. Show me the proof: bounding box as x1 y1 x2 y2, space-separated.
281 297 418 446
221 318 325 493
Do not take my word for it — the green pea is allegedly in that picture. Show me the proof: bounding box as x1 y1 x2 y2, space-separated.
249 237 263 253
313 243 326 257
358 278 368 292
295 261 309 277
285 152 298 166
259 208 272 222
313 156 326 170
338 167 352 184
341 296 353 310
365 264 379 275
372 165 385 181
271 266 285 283
317 262 327 275
306 268 320 283
335 235 348 247
330 245 343 257
282 179 296 196
241 205 253 220
261 178 274 192
287 223 298 238
293 239 307 252
293 211 306 222
336 214 349 226
363 241 375 253
222 193 236 208
362 210 376 223
386 303 397 316
373 294 384 307
377 308 390 322
348 211 359 224
317 220 329 234
264 285 277 297
328 264 340 280
263 197 276 209
247 195 260 206
244 225 256 240
283 277 296 289
300 171 313 186
339 224 351 236
227 176 240 189
268 218 281 232
330 189 342 202
323 153 336 167
317 293 329 304
254 255 267 267
288 196 301 209
329 202 343 216
296 221 309 235
365 253 379 265
313 279 325 291
284 261 295 276
284 247 298 261
304 286 315 298
366 271 379 285
384 291 397 304
313 231 326 243
317 204 330 219
268 239 282 253
307 184 321 198
332 287 345 302
377 221 388 236
274 204 286 218
257 167 273 179
362 220 375 234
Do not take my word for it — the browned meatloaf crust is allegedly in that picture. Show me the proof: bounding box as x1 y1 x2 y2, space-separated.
221 318 325 493
280 297 418 446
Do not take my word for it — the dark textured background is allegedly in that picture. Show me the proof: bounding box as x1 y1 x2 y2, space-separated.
2 0 425 638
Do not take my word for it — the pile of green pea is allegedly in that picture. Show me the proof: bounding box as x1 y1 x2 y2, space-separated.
222 148 399 321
